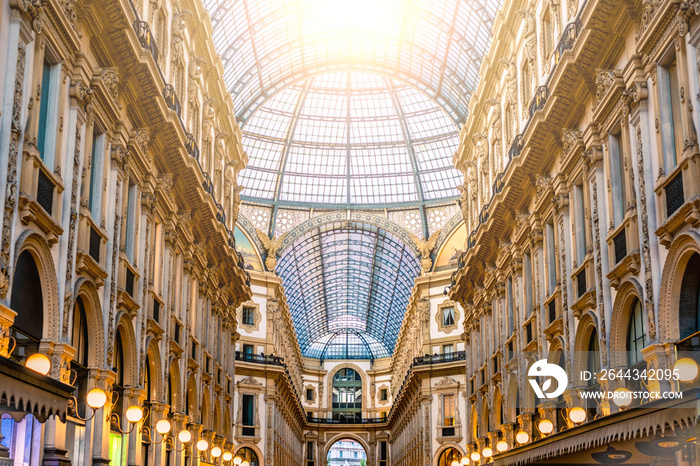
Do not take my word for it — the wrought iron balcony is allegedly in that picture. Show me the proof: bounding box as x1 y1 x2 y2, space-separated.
306 415 388 424
508 134 523 160
162 84 182 117
528 85 549 119
492 171 505 195
553 20 581 65
185 132 200 160
412 351 466 367
133 20 159 63
215 202 226 224
202 172 214 195
235 351 284 366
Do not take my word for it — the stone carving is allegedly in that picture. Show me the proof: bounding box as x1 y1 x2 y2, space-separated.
517 8 537 65
456 183 469 224
590 173 608 367
595 69 617 103
133 128 150 154
535 174 552 198
409 230 441 274
157 173 174 197
514 211 530 232
500 59 518 104
567 0 577 19
1 41 25 291
561 129 581 154
255 229 288 271
10 0 44 33
100 68 119 101
171 9 192 64
63 0 77 28
69 80 94 114
640 0 656 33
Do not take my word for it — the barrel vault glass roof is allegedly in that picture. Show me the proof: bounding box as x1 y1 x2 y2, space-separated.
239 72 463 207
204 0 502 125
275 221 421 360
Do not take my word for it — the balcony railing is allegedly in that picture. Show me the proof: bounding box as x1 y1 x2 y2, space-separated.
508 134 523 160
89 225 101 262
185 133 200 161
215 202 226 224
306 415 387 424
492 171 505 195
162 84 182 117
36 169 55 215
613 228 627 264
235 351 284 366
553 20 581 65
202 172 214 195
665 171 684 217
133 20 159 63
528 85 549 119
413 351 466 367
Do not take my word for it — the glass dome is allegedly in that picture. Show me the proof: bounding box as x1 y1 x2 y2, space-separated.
238 72 463 207
276 221 421 360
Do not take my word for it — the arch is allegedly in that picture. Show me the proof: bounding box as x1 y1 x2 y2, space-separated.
547 335 566 363
326 363 368 413
481 395 490 436
114 313 138 386
144 337 162 402
213 397 222 434
12 231 60 340
74 278 106 367
609 279 645 368
279 211 420 256
234 443 264 466
167 358 181 412
433 445 465 466
658 231 700 341
323 433 370 462
506 373 520 423
200 388 211 428
186 372 198 421
493 385 504 429
573 312 600 384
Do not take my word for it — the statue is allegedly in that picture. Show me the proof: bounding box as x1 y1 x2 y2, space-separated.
255 228 288 271
409 230 442 274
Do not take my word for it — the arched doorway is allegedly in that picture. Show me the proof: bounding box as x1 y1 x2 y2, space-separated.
234 446 260 466
328 439 367 466
332 368 362 421
437 446 461 466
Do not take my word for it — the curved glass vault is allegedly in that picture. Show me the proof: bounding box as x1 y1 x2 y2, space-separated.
203 0 502 125
238 71 462 207
275 221 421 360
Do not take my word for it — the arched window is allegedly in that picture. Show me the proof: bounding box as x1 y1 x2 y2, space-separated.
585 328 601 420
235 447 259 466
332 368 362 421
10 250 44 359
70 297 89 418
679 253 700 340
110 328 127 458
437 447 461 466
627 298 647 366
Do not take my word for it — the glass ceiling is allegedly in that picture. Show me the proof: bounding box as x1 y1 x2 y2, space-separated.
276 221 421 360
239 72 463 207
204 0 501 125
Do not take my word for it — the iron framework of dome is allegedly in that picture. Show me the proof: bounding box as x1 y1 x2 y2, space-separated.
275 221 421 360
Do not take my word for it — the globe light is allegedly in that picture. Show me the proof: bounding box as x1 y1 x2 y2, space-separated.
674 358 699 382
156 419 171 435
538 419 554 434
86 388 107 409
470 451 480 461
222 451 233 462
613 387 633 407
233 457 243 465
25 353 51 375
197 439 209 451
569 406 587 424
451 460 459 466
482 447 493 458
460 457 470 465
211 447 222 458
516 430 530 444
496 440 508 452
125 406 143 423
178 429 192 443
241 461 250 466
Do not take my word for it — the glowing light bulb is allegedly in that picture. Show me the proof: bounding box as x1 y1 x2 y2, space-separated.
460 457 469 465
197 439 208 451
156 419 171 435
470 451 480 461
451 460 459 466
211 447 222 458
613 387 633 407
125 406 143 423
86 388 107 409
538 419 554 434
482 447 493 458
241 461 250 466
674 358 699 382
233 457 242 465
178 429 192 443
496 440 508 452
569 406 587 424
222 451 232 461
26 353 51 375
516 430 530 444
